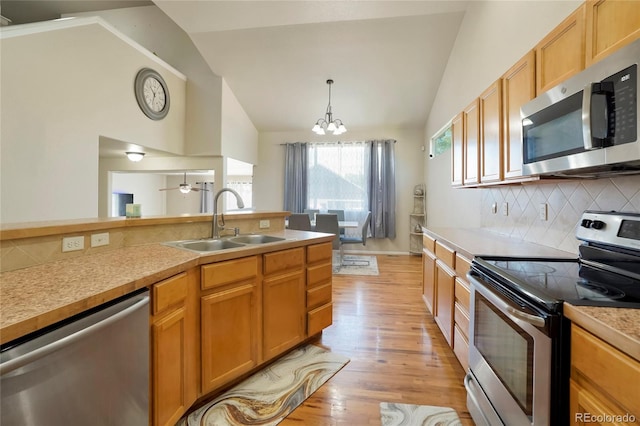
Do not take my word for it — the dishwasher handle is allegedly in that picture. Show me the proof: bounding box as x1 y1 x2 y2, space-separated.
0 295 149 375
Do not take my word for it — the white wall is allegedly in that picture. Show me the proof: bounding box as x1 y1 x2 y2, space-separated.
111 172 167 216
221 79 259 165
0 18 186 223
67 5 224 157
255 126 426 254
423 0 582 229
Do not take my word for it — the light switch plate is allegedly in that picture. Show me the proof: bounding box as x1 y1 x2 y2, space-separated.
539 203 548 221
502 202 509 216
91 232 109 247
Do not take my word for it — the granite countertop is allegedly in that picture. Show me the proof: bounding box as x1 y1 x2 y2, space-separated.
424 227 640 362
0 230 333 345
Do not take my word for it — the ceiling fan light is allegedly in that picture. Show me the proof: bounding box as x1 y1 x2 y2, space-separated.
179 185 191 194
125 151 145 162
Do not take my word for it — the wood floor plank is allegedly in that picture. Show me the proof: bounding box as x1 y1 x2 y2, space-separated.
282 254 474 425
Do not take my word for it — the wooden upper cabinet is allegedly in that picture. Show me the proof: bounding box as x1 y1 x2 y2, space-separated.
536 3 586 93
463 99 480 186
585 0 640 66
451 112 464 187
502 50 536 180
479 79 503 183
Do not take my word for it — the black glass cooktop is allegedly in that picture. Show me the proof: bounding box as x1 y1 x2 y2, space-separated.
477 257 640 309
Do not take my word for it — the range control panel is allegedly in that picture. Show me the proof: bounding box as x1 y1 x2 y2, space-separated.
577 210 640 250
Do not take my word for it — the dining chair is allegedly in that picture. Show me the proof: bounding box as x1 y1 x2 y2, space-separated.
327 209 345 236
287 213 312 231
303 209 320 220
314 214 340 250
339 211 372 265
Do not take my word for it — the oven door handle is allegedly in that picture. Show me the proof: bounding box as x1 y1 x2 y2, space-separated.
470 272 548 329
505 306 545 327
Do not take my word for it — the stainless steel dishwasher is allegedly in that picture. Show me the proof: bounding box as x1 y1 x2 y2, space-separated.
1 288 149 426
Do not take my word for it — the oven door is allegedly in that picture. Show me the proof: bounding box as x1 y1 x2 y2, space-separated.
466 272 552 426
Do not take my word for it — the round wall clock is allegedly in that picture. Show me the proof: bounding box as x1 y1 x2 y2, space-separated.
134 68 170 120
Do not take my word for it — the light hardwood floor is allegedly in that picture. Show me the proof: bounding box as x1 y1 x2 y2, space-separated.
282 254 474 425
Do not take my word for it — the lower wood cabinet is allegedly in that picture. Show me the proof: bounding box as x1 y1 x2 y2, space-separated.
570 324 640 425
149 241 334 426
434 259 455 346
200 256 259 395
306 242 334 336
262 248 306 361
422 234 437 315
151 270 198 426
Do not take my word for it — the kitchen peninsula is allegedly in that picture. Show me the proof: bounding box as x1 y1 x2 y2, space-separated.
1 212 335 426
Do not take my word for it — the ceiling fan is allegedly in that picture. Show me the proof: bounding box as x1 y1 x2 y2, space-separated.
159 172 209 194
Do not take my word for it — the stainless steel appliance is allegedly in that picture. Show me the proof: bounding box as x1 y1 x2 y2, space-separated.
465 211 640 425
521 38 640 177
1 289 149 426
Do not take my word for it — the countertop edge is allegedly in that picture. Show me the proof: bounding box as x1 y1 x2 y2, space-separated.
564 303 640 362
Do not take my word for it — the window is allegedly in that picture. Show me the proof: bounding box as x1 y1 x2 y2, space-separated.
307 143 369 227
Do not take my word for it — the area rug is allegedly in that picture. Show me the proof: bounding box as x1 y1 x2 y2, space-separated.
177 344 349 426
380 402 462 426
333 254 379 275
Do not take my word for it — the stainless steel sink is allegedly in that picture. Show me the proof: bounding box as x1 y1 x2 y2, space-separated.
165 239 245 252
229 235 286 244
164 234 288 253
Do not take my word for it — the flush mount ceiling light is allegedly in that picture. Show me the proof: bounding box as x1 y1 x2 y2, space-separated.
312 79 347 135
125 151 145 162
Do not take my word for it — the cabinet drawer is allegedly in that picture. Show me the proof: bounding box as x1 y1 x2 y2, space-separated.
152 272 187 315
455 278 470 312
307 242 332 264
453 324 469 372
435 241 455 270
423 234 436 253
307 303 333 336
307 263 332 288
454 302 470 342
263 247 304 275
455 254 471 280
307 282 332 310
571 325 640 415
201 256 258 291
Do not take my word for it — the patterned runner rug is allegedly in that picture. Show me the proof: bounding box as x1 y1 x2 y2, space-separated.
380 402 462 426
178 344 349 426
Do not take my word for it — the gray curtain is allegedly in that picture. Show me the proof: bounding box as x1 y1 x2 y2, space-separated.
367 139 396 239
283 143 308 213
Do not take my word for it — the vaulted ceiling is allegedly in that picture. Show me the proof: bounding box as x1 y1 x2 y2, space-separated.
1 0 468 133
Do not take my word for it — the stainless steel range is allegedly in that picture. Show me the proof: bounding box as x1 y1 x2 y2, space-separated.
465 210 640 426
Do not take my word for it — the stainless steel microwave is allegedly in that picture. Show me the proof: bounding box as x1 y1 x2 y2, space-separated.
521 38 640 177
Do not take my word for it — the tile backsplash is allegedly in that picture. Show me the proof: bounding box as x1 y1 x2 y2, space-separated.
481 175 640 254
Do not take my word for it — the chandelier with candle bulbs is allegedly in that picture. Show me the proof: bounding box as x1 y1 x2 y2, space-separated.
312 79 347 135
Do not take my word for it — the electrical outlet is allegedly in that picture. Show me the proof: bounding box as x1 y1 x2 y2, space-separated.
91 232 109 247
259 220 270 229
62 236 84 252
502 202 509 216
539 203 548 221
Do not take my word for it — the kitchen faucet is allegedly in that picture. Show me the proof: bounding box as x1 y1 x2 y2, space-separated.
212 188 245 238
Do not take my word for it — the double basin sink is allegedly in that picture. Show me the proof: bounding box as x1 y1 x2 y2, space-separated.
165 234 287 253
